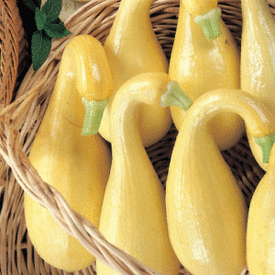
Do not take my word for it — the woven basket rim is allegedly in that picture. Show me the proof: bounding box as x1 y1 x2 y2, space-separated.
1 0 275 274
0 0 28 108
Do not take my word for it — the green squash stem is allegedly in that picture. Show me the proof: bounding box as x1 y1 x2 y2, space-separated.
194 7 222 41
81 98 109 136
255 133 275 164
161 81 193 111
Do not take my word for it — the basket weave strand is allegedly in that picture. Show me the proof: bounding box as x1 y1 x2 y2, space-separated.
0 0 275 274
0 0 27 107
0 0 28 188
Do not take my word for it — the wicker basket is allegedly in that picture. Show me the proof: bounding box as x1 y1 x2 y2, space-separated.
0 0 28 107
0 0 274 274
0 0 28 186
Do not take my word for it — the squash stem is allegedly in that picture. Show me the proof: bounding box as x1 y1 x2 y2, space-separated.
81 98 109 136
194 7 222 41
160 81 193 111
255 133 275 163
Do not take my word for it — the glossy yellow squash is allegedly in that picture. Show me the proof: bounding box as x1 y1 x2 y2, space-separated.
169 3 244 151
247 146 275 275
96 72 180 275
241 0 275 171
163 87 275 275
98 0 171 147
181 0 222 40
24 35 112 272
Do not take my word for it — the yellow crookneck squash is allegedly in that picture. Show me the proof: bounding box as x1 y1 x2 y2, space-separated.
169 2 244 151
96 73 180 275
98 0 171 147
24 35 112 272
247 145 275 275
162 84 275 275
181 0 222 40
241 0 275 171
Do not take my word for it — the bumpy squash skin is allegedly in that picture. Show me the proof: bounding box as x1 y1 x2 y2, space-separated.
241 0 275 171
24 36 112 272
98 0 171 147
96 73 180 275
166 89 275 275
247 148 275 275
169 3 244 151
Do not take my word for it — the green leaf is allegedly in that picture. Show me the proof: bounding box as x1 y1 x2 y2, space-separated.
35 8 47 31
41 0 62 23
27 0 68 70
31 30 52 70
21 0 38 12
45 22 71 39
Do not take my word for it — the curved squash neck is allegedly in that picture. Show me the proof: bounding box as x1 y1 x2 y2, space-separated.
109 73 170 166
178 89 275 161
192 90 275 135
110 93 149 164
45 38 108 130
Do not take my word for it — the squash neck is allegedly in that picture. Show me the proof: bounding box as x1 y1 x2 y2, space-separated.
47 38 110 135
109 0 153 34
109 72 170 166
110 95 149 164
117 0 153 18
186 89 274 136
177 4 202 44
175 4 218 45
180 0 222 40
241 0 275 29
45 53 84 129
175 89 275 163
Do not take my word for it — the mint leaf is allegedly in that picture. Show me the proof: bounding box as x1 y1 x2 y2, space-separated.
25 0 70 70
41 0 62 23
31 30 52 70
35 8 47 31
45 22 71 39
23 0 38 12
